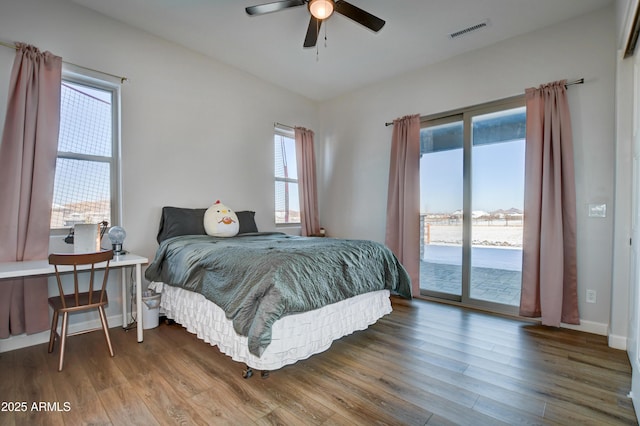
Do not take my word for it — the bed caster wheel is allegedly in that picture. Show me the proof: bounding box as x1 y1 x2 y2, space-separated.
261 371 270 379
242 368 253 379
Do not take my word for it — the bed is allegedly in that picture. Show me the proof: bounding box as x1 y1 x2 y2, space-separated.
144 207 412 376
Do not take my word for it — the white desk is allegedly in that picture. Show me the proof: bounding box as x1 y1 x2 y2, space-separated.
0 253 149 343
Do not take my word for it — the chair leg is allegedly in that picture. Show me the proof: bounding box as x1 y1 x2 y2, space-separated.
98 306 114 357
48 310 59 354
58 312 69 372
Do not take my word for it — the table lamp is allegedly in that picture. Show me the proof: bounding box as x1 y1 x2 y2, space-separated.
108 226 126 255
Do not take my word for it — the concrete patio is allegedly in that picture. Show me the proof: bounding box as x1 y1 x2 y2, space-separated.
420 248 523 306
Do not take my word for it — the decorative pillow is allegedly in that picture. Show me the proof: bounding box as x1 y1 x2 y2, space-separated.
236 211 258 234
204 200 239 237
157 207 207 243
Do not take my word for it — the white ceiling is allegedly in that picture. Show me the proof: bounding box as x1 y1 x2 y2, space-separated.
70 0 613 101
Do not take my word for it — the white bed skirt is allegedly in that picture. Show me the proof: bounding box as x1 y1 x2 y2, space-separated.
148 282 392 371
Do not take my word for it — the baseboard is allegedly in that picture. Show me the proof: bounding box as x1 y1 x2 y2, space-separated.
561 320 629 349
560 319 608 336
0 314 125 354
608 333 628 350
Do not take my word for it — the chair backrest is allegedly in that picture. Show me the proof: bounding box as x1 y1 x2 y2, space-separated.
48 250 114 309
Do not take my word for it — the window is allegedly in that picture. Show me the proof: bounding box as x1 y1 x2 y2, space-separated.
51 75 120 230
274 127 300 224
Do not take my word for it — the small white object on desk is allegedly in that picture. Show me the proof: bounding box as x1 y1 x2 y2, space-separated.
73 223 101 253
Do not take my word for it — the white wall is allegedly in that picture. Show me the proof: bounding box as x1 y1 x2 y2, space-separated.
317 6 617 332
0 0 317 352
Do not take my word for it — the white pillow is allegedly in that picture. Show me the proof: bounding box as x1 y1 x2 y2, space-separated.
203 200 239 237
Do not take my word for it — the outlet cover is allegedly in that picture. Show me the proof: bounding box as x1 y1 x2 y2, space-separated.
586 289 597 303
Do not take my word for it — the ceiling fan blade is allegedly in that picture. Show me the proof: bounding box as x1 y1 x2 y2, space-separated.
245 0 306 16
334 1 385 32
303 16 322 48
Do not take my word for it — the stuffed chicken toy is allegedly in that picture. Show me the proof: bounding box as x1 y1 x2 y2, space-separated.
204 200 239 237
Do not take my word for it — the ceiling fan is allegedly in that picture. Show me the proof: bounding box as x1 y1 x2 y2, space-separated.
245 0 385 48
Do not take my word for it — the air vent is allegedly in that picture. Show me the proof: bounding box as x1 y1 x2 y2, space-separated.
449 20 490 39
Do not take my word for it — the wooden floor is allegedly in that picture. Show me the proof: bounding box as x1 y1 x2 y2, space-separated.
0 297 637 425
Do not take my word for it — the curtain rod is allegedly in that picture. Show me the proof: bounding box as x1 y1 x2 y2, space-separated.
565 78 584 87
274 122 294 130
384 78 584 127
0 40 128 84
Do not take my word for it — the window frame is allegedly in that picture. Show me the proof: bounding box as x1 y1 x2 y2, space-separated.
51 68 122 234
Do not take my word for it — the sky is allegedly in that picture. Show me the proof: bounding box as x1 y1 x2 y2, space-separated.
420 139 525 214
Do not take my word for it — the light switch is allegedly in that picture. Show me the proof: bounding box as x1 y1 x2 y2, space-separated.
587 203 606 218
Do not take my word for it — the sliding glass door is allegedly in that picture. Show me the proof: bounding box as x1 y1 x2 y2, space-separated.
419 98 525 314
419 118 464 300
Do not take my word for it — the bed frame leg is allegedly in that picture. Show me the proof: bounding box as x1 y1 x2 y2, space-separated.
242 366 253 378
242 366 270 379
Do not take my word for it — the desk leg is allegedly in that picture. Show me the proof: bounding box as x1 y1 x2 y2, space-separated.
136 263 143 342
121 268 127 329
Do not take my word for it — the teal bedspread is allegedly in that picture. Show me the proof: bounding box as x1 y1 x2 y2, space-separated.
145 232 412 356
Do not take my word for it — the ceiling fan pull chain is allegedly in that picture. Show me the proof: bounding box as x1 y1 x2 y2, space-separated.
324 21 328 48
316 17 320 62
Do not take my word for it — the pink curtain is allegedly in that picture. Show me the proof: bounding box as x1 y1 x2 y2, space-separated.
0 43 62 338
520 80 579 326
385 114 420 296
295 126 320 236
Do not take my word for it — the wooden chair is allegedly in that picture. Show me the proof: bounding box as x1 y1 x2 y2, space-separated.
48 250 115 371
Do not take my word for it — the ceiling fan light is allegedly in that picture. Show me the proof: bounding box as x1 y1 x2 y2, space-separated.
308 0 334 20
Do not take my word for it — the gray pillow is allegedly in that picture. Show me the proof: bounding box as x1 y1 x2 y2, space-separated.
156 207 206 243
236 211 258 234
